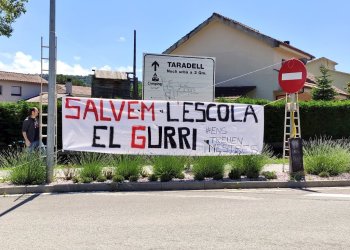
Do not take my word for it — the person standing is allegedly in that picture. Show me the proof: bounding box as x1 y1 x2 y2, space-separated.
22 107 40 152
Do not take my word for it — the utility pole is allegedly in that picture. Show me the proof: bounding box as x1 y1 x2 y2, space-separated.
133 30 138 99
47 0 56 183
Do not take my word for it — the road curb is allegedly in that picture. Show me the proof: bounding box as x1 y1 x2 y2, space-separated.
1 180 350 195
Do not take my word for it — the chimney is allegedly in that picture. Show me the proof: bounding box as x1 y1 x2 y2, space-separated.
66 78 72 96
283 41 290 45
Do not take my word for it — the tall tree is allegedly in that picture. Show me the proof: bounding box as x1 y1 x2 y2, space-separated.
312 65 336 101
0 0 28 37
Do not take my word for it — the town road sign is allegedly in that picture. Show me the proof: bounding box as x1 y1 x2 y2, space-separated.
278 58 307 93
143 53 215 101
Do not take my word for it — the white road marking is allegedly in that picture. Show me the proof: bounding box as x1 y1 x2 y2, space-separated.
81 192 262 200
282 72 302 80
305 193 350 199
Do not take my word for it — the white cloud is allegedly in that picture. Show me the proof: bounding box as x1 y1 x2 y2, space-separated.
0 51 41 73
118 37 126 42
0 52 12 59
0 51 141 76
73 56 81 61
57 61 92 75
116 66 133 72
99 65 112 71
0 51 92 75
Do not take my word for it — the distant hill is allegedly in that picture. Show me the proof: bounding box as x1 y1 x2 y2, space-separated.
42 74 92 86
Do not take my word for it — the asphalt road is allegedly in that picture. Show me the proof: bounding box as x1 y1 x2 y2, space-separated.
1 187 350 250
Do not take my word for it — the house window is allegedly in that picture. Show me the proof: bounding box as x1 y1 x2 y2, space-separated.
11 86 22 96
0 85 2 95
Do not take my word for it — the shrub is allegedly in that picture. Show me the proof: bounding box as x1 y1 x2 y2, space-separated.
213 173 224 180
97 175 107 182
72 176 79 183
69 152 109 181
261 171 277 180
81 176 93 183
192 156 225 180
318 171 330 178
140 165 152 178
103 168 114 180
112 175 124 183
80 163 102 181
304 138 350 176
148 174 158 182
152 156 185 182
160 173 172 182
290 171 305 181
228 166 242 180
115 156 142 179
194 173 205 181
231 155 264 179
4 151 46 185
231 146 272 179
63 165 76 181
129 175 139 182
176 172 185 179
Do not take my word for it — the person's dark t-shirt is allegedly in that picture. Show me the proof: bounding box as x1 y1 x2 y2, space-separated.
22 117 39 142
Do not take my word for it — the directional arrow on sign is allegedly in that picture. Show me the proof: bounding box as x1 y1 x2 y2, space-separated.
152 61 159 71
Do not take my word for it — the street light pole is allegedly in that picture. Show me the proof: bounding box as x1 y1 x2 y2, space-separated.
47 0 56 183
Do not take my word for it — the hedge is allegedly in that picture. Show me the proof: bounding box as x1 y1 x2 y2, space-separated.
228 98 350 143
0 98 349 149
0 101 61 149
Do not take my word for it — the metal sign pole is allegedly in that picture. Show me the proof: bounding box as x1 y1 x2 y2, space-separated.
133 30 138 99
290 93 296 139
46 0 56 183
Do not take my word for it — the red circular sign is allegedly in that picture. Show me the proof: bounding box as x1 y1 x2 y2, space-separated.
278 58 307 93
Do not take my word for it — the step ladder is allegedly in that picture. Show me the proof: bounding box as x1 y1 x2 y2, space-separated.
39 36 58 163
283 93 301 170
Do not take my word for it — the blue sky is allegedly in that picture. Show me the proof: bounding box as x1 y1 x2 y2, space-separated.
0 0 349 77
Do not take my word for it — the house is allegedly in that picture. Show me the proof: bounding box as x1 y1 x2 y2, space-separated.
306 57 350 93
163 13 315 100
274 72 349 101
26 83 91 103
0 71 48 102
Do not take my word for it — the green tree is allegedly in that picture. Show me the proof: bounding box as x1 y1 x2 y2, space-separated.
72 78 86 86
0 0 28 37
56 74 68 84
312 65 336 101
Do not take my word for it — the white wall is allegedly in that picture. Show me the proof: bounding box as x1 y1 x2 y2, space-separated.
0 81 48 102
169 20 308 100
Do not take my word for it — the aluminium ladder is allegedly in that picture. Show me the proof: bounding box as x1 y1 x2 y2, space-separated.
39 36 58 163
282 93 301 170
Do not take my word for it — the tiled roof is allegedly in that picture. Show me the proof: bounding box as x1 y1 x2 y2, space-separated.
163 13 314 60
304 82 349 96
0 71 48 84
26 84 91 103
93 70 128 80
56 84 91 96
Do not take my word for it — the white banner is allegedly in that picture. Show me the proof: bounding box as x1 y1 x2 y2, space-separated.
62 97 264 156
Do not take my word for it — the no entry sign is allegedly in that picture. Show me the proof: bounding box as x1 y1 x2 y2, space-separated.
278 59 307 93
